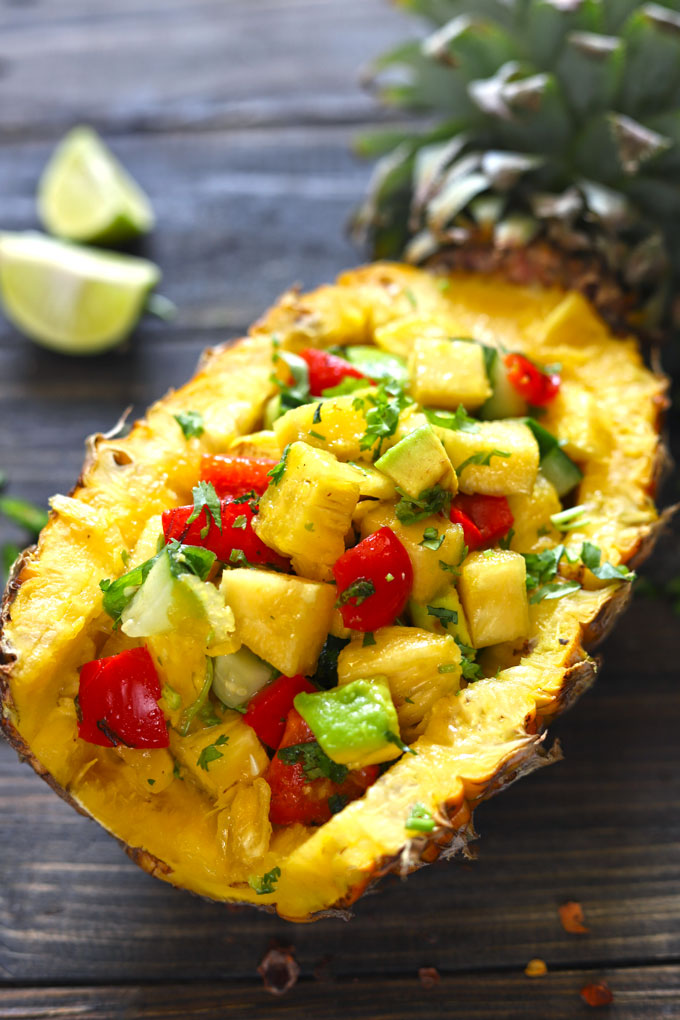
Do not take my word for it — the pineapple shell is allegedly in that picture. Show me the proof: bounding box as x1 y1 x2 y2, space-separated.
0 262 672 920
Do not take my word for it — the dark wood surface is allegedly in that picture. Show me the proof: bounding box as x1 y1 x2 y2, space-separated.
1 2 679 1017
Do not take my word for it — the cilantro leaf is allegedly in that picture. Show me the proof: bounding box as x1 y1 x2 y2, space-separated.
173 410 204 439
363 631 376 647
186 481 222 534
232 515 247 530
336 578 376 608
455 449 510 476
581 541 636 582
196 732 229 771
167 541 216 580
321 377 367 398
180 658 214 736
358 380 411 458
529 580 582 604
420 526 444 551
424 405 480 433
427 605 458 628
277 742 349 783
248 866 281 895
395 484 453 526
456 638 482 682
313 402 323 424
385 730 417 756
313 634 350 689
267 443 291 486
271 350 311 412
405 802 435 833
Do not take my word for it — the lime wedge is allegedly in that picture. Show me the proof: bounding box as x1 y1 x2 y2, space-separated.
38 127 154 244
0 232 160 355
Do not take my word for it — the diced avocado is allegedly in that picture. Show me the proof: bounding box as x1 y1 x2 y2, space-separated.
408 587 471 646
479 348 528 420
344 345 409 385
375 424 454 500
212 646 273 709
294 678 403 769
409 337 492 411
458 549 529 648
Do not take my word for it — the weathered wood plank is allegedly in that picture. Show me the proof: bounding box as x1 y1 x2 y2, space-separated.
0 967 679 1019
1 623 679 983
0 0 408 138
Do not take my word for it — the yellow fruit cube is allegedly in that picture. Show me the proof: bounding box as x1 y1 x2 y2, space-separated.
458 549 529 648
170 717 269 801
436 419 539 495
409 337 492 410
373 314 467 358
507 475 562 553
273 392 372 462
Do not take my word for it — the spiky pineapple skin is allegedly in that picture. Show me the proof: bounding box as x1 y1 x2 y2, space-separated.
0 262 670 920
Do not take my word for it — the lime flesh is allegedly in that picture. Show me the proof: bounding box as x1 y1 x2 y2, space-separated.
0 232 161 355
38 127 154 244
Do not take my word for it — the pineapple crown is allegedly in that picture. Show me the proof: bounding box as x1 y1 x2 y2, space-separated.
354 0 680 337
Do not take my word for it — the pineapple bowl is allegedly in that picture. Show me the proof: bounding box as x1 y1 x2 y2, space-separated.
0 262 668 920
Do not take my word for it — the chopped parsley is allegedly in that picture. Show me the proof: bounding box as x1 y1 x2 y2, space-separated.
186 481 222 536
420 526 444 551
336 578 376 607
395 484 453 526
248 866 281 896
405 803 435 833
424 404 480 433
385 730 417 756
196 733 229 771
427 605 458 628
278 742 348 783
267 443 291 486
173 410 204 439
356 380 411 459
456 449 510 476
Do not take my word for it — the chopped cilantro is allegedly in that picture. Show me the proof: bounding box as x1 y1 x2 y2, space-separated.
498 528 515 550
336 578 376 608
455 449 510 476
363 631 376 647
405 803 435 833
395 484 453 526
196 733 229 771
427 605 458 628
456 638 482 682
180 658 214 736
199 701 221 727
581 541 635 582
267 443 291 486
278 742 349 783
232 514 247 530
304 522 315 532
228 548 250 568
438 663 459 673
424 404 480 433
313 402 323 424
328 793 349 815
147 778 156 786
385 730 417 756
173 410 204 439
420 526 444 551
358 380 411 459
313 634 350 690
271 350 311 412
385 572 395 582
248 866 281 896
308 430 326 441
186 481 222 534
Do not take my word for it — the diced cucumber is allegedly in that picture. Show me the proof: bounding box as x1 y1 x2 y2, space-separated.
120 548 175 636
523 418 583 498
344 345 409 385
212 646 274 709
480 349 528 420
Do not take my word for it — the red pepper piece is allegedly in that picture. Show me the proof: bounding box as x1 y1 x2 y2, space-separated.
266 709 379 827
333 526 413 632
200 454 277 498
299 347 367 395
450 494 514 550
78 647 168 749
162 496 289 570
504 352 560 406
243 673 316 750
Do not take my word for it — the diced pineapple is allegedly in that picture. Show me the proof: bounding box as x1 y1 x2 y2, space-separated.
539 291 607 349
408 586 472 647
252 283 371 350
273 392 373 462
170 716 269 801
255 442 360 581
373 314 467 358
458 549 529 648
228 430 281 459
114 747 176 795
359 503 465 604
409 337 492 411
217 777 272 868
436 419 539 495
337 626 461 740
507 475 562 553
220 568 335 676
542 381 604 460
390 406 429 445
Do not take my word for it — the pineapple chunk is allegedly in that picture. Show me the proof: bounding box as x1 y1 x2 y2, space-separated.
409 337 492 411
507 475 562 553
228 430 281 459
220 568 335 676
436 419 539 495
170 717 269 801
273 392 373 462
542 381 605 460
217 777 272 868
337 626 461 740
458 549 529 648
114 747 175 795
539 291 607 349
408 586 472 647
373 314 467 358
254 442 360 581
359 503 465 604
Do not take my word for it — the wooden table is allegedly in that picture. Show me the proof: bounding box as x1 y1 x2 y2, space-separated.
1 2 679 1016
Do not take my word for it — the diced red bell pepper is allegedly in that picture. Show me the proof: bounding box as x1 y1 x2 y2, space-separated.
162 496 289 570
200 454 277 498
299 347 367 396
266 709 379 827
243 673 316 749
77 647 169 749
450 494 514 550
333 526 412 632
504 352 560 406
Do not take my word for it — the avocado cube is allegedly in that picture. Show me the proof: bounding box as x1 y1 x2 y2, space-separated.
294 678 403 768
375 425 455 500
